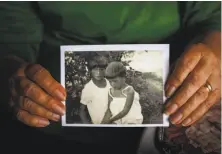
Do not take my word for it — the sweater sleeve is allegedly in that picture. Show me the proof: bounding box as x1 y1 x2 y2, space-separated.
0 2 43 63
181 1 221 33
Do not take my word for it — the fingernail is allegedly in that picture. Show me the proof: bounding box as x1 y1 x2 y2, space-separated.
171 113 183 124
166 86 176 97
55 90 66 101
52 104 65 115
165 104 178 115
52 114 60 121
38 119 50 127
182 118 192 126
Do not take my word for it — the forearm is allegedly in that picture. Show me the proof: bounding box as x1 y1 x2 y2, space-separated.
110 110 129 122
104 109 112 119
101 109 112 123
79 110 91 124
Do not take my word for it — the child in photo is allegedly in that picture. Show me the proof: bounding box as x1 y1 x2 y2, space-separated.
102 61 143 124
79 56 110 124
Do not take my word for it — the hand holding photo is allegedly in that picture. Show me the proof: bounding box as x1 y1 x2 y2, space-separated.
60 44 169 127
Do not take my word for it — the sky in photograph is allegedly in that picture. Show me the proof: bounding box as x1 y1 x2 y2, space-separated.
122 50 163 77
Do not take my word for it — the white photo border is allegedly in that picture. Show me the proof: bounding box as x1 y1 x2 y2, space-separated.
60 44 170 127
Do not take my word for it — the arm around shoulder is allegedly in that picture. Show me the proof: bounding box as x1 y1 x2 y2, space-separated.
79 85 92 124
122 86 135 114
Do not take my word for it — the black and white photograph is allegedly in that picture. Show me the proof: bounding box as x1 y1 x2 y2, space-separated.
60 44 169 127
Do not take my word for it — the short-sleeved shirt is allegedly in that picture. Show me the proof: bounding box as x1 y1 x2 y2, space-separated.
80 79 110 124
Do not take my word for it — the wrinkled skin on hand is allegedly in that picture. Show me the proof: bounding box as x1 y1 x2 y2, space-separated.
164 32 221 127
9 64 66 127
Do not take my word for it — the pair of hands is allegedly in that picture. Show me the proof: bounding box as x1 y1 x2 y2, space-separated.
8 43 220 128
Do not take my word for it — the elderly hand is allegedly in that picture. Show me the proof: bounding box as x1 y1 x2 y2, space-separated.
9 63 66 127
164 32 221 126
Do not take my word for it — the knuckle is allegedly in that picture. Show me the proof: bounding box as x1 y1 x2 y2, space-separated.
26 64 45 79
196 88 208 99
23 98 33 110
182 57 195 71
189 73 201 87
23 82 35 96
172 74 183 84
45 96 55 109
173 90 189 106
15 110 38 127
34 87 43 99
35 107 44 116
46 111 54 118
